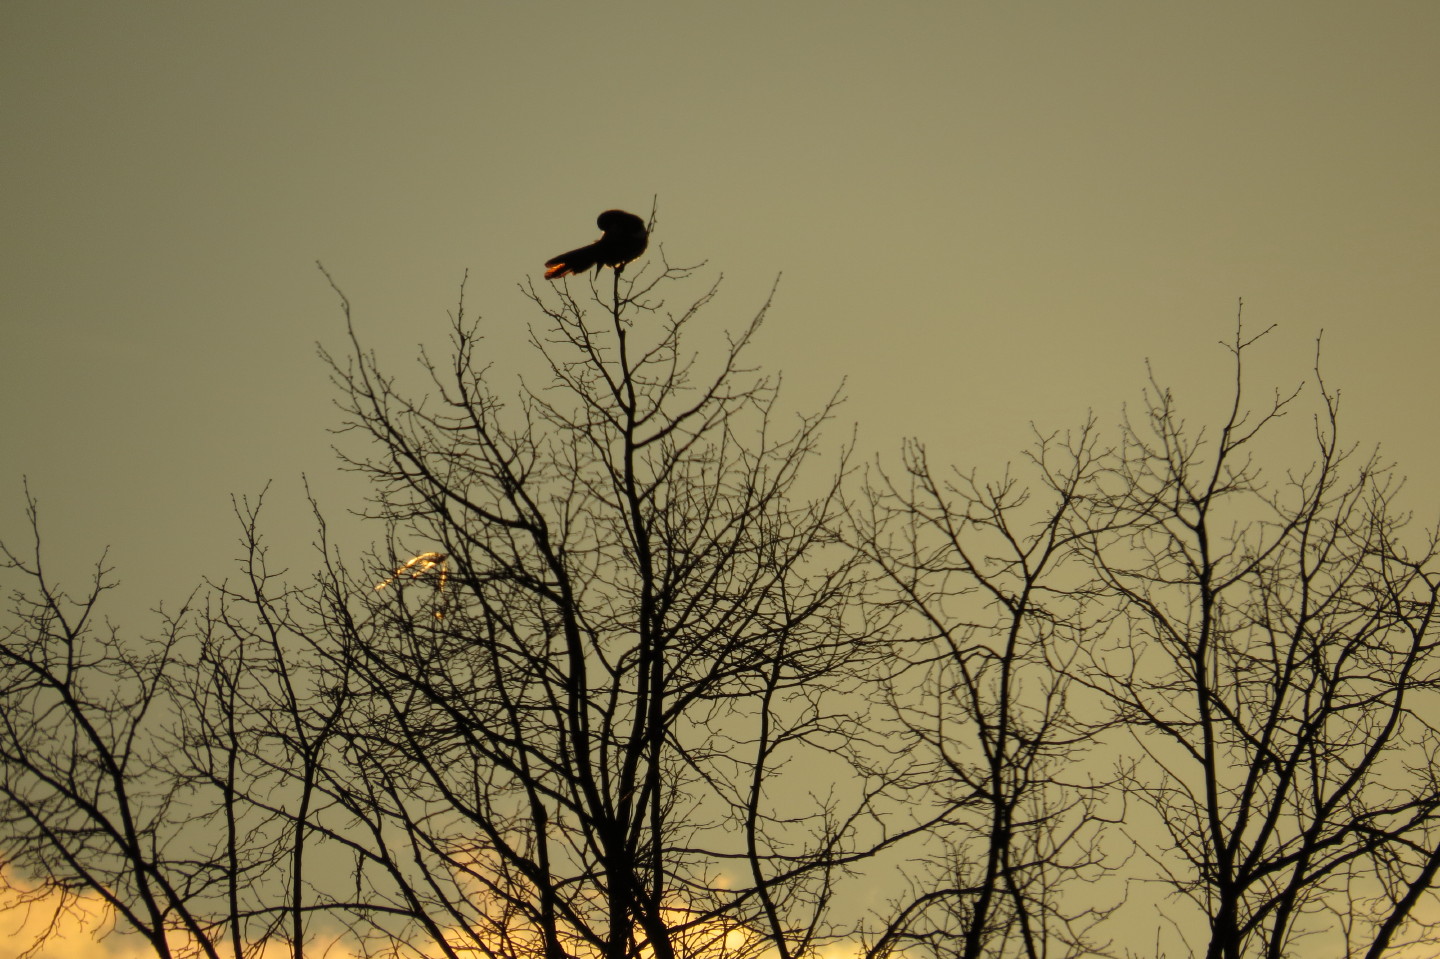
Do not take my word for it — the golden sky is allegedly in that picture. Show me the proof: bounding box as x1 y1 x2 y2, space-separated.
2 0 1437 697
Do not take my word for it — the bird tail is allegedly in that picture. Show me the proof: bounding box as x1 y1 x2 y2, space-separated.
544 245 600 279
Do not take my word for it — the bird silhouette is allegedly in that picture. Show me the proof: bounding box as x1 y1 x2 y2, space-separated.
544 210 648 279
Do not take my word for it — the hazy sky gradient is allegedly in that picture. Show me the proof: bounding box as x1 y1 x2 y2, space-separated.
3 1 1438 633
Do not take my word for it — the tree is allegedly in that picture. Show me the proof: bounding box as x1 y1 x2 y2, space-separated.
188 253 905 959
852 424 1122 959
284 258 907 958
0 491 250 959
5 267 1440 959
1073 323 1440 958
846 319 1440 959
4 253 908 958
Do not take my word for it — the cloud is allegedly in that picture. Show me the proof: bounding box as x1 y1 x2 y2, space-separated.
0 868 366 959
0 869 128 959
0 865 872 959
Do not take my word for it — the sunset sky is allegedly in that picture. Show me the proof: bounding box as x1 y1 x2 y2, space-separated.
2 2 1439 952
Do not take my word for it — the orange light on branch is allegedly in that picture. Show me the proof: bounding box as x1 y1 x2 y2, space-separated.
375 551 451 619
375 551 449 592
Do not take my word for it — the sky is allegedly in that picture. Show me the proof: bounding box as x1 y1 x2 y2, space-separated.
3 1 1438 617
1 2 1439 952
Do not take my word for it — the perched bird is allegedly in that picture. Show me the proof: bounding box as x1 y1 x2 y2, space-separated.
544 210 648 279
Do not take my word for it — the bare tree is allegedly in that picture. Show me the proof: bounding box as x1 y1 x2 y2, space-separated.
7 269 1438 959
1075 322 1440 958
278 257 905 959
163 488 365 959
0 484 370 959
853 425 1123 959
1 251 906 959
0 491 245 959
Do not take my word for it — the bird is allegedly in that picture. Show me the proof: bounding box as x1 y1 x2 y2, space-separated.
544 210 648 279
